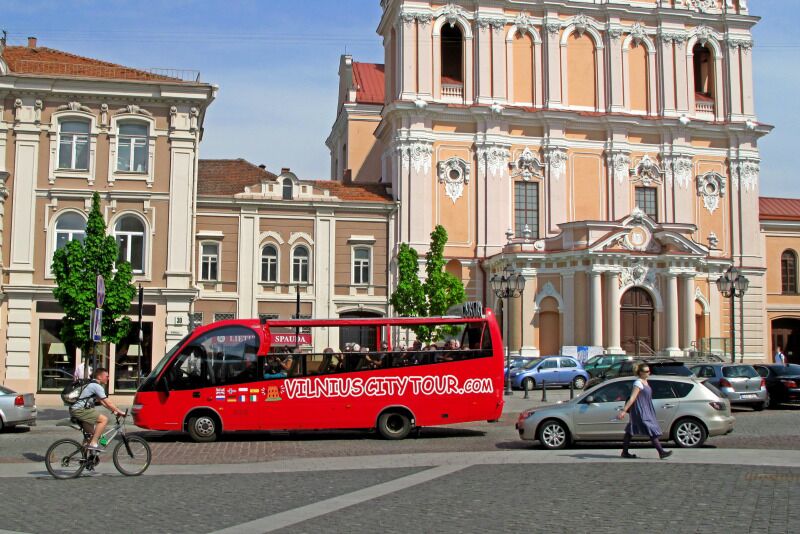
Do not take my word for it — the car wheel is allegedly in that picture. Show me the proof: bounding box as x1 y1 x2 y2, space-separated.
377 411 412 440
671 418 707 448
187 414 220 443
572 376 587 390
537 419 570 450
522 377 536 391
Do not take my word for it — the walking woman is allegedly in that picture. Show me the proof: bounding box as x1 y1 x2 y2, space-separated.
616 364 672 459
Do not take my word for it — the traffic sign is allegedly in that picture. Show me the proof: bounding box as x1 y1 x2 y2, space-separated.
91 308 103 342
96 275 106 308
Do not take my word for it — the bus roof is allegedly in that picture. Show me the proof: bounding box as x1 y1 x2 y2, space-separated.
263 314 491 328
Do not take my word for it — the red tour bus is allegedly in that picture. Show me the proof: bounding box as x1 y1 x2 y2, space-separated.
133 303 504 441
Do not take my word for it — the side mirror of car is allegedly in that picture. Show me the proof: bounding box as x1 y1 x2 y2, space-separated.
585 395 595 404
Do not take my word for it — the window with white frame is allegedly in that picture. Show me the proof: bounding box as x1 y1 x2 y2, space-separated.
114 215 146 273
200 242 220 281
58 120 90 170
282 179 293 200
261 244 278 283
117 122 149 173
292 246 310 283
54 212 87 251
352 247 371 285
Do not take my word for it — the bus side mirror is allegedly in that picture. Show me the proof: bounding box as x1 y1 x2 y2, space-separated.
159 375 170 397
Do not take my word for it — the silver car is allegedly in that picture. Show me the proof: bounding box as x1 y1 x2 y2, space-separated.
0 385 37 430
516 376 734 449
688 363 768 410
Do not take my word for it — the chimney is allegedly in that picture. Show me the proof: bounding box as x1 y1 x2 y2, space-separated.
258 164 266 170
280 167 290 174
343 169 353 185
27 36 37 49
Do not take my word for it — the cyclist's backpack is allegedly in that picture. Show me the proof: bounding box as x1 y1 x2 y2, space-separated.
61 379 94 406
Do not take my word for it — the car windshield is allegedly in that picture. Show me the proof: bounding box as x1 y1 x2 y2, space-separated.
508 358 526 368
722 365 758 379
0 385 15 395
522 358 544 370
585 356 602 366
773 364 800 376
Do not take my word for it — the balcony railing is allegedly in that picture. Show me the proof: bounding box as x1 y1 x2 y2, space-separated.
441 82 464 101
694 93 715 118
11 59 201 82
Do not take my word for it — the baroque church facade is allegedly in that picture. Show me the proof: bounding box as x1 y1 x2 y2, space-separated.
327 0 770 360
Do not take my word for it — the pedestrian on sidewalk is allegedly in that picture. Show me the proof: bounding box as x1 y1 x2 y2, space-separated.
616 364 672 460
774 345 786 366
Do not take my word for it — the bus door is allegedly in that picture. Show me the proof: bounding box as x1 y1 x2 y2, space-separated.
163 325 262 431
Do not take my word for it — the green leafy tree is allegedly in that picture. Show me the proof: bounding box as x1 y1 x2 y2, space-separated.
52 192 137 365
391 225 466 342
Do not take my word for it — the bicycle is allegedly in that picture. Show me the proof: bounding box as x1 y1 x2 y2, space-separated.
45 410 151 479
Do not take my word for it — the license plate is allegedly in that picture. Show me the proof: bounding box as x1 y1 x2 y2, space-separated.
740 394 757 399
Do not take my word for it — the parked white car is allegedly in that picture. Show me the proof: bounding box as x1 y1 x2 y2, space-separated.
0 385 37 431
516 376 734 449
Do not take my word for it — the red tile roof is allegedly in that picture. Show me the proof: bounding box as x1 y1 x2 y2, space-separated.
352 62 384 105
198 159 277 196
310 180 393 203
197 159 392 203
2 45 187 83
760 197 800 221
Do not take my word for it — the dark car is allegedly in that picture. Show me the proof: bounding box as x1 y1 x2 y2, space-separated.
585 358 693 389
583 354 633 378
753 364 800 407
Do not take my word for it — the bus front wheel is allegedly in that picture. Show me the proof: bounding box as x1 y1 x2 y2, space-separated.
377 411 412 440
187 413 220 443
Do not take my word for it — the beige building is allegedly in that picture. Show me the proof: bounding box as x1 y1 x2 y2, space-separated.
328 0 773 360
0 38 215 396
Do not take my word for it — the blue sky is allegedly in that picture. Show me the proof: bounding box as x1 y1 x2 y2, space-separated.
3 0 798 197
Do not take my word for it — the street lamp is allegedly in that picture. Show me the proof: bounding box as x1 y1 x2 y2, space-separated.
490 265 525 395
715 266 750 363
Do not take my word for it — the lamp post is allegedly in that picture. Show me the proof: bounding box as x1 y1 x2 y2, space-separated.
490 265 525 395
715 266 749 363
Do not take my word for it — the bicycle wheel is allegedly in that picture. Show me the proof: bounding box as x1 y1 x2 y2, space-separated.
45 439 86 479
112 436 151 476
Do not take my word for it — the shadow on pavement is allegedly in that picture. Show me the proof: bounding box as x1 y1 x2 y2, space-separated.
23 452 46 462
0 426 32 434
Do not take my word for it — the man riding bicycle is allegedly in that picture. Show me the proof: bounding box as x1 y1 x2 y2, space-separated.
70 367 125 451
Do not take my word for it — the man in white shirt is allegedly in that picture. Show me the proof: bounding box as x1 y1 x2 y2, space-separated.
774 346 786 366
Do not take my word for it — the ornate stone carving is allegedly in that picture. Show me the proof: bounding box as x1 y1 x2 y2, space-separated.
115 104 153 117
57 101 92 113
691 0 718 13
630 155 663 186
417 13 433 26
442 3 464 28
728 38 753 53
546 148 567 182
608 27 623 41
189 107 199 132
404 142 433 174
490 102 504 115
660 32 687 45
0 171 9 200
478 145 510 178
619 261 656 290
438 157 471 204
100 103 109 128
34 99 43 123
510 147 544 181
630 23 646 45
573 14 590 36
545 21 561 35
697 171 726 214
695 25 714 45
707 232 719 249
665 155 693 189
514 12 534 34
169 105 178 130
616 225 653 252
535 282 562 310
476 16 505 31
611 152 631 184
732 159 759 192
400 11 417 25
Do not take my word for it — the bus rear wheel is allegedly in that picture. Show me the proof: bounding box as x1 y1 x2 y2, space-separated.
377 411 412 440
187 414 220 443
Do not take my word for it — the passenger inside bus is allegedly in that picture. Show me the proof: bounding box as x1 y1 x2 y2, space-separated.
264 348 294 379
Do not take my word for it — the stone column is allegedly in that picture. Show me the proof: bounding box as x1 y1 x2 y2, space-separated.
561 272 575 345
475 23 493 103
608 31 625 112
543 18 562 107
399 18 417 100
682 275 696 351
664 272 681 355
674 38 689 114
417 17 433 99
589 271 603 347
236 210 257 320
606 271 622 353
491 23 507 103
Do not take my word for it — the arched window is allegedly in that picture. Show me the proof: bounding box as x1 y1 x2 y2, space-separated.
441 23 464 99
352 247 371 285
693 43 714 114
54 212 87 251
782 250 797 294
114 215 146 273
117 122 149 173
58 120 90 170
261 244 278 283
282 179 293 200
292 246 310 283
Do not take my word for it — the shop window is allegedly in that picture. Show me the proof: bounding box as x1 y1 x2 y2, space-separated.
38 319 78 391
114 322 153 392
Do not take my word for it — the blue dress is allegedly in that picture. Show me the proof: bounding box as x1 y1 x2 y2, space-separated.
625 380 663 438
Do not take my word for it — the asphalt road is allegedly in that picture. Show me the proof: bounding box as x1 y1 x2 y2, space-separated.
1 391 798 533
